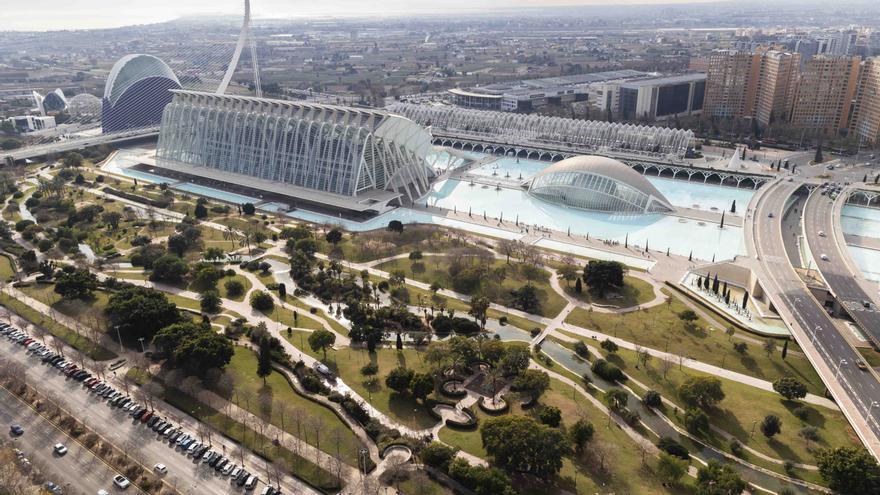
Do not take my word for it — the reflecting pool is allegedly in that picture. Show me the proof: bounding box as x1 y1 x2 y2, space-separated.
842 204 880 239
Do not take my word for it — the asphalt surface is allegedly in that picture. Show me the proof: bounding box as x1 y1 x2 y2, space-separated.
753 180 880 443
0 337 271 495
803 189 880 346
0 386 132 495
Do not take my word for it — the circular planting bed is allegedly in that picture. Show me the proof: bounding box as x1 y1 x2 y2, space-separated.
478 396 509 414
382 445 413 464
441 379 467 398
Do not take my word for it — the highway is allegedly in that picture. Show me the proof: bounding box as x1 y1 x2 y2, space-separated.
803 188 880 346
0 386 133 495
4 127 158 162
752 179 880 456
0 338 277 495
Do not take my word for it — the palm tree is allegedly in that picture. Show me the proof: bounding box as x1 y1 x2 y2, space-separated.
239 229 254 254
223 226 239 250
486 367 503 406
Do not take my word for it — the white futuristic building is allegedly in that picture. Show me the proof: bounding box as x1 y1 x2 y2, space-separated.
102 54 181 133
32 89 67 115
388 103 694 158
156 90 434 213
67 94 102 119
528 155 674 214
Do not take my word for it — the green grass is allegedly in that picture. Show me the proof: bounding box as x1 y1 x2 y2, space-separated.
393 471 455 495
314 345 439 429
607 347 859 472
218 274 252 302
219 347 365 466
266 304 324 331
859 347 880 368
563 275 656 308
163 293 201 312
440 378 689 495
0 255 15 280
0 292 117 361
563 290 826 396
375 255 566 318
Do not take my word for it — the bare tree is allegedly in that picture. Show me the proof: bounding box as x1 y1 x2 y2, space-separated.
308 416 325 452
660 355 674 378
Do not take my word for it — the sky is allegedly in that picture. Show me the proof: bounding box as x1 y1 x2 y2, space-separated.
2 0 720 31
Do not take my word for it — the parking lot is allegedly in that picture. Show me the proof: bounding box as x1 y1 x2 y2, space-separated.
0 322 287 495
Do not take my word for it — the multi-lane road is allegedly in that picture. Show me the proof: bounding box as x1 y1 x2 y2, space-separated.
0 386 133 495
803 187 880 346
751 179 880 456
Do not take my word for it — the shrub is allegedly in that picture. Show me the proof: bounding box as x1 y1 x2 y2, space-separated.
642 390 662 408
250 290 275 312
591 359 626 382
420 442 458 471
792 405 810 421
657 437 690 460
729 439 744 457
224 279 245 297
360 363 379 376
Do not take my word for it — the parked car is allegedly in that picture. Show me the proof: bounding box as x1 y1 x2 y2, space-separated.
113 475 130 489
10 424 24 436
154 463 167 474
53 443 68 456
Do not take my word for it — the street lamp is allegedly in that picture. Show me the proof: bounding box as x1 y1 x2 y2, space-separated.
114 325 123 353
138 337 145 353
835 358 848 379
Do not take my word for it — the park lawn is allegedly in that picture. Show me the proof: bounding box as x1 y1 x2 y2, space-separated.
441 378 689 495
336 224 467 263
563 275 656 308
607 347 859 470
268 303 324 331
111 270 150 281
219 347 364 466
393 470 455 495
375 256 566 318
218 274 252 302
199 225 239 253
318 345 440 429
0 291 116 361
162 293 201 312
562 293 826 396
0 255 15 280
859 347 880 368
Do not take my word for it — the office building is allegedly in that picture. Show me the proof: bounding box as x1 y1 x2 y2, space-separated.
617 73 706 121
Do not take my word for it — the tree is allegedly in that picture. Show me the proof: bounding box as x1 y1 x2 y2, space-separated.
678 309 699 330
167 234 190 257
194 202 208 219
600 338 619 354
200 290 221 314
499 345 530 376
657 437 690 460
733 342 748 355
250 290 275 312
150 254 189 283
508 370 549 405
763 338 777 357
106 286 180 339
101 211 123 230
679 376 725 409
385 367 415 394
772 377 807 401
642 390 662 408
657 452 688 485
683 408 709 433
574 277 583 293
468 295 490 329
583 260 625 297
538 405 562 427
173 329 234 375
814 144 824 164
242 202 256 215
605 388 629 412
410 372 434 401
420 442 458 471
761 414 782 438
308 329 336 360
224 279 245 298
509 285 540 313
62 152 83 168
569 418 594 453
54 268 98 300
387 220 404 234
480 415 570 477
257 338 273 383
815 447 880 494
696 460 746 495
324 228 343 245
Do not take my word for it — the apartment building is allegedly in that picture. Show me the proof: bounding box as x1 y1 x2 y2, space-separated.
790 56 861 136
851 57 880 145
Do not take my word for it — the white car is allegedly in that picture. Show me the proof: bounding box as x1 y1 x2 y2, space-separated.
820 254 829 261
153 463 167 474
818 231 826 237
98 490 109 495
53 443 68 456
113 475 130 489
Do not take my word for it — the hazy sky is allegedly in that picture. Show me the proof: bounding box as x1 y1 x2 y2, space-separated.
3 0 718 31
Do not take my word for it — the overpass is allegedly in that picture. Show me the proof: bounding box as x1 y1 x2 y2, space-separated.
803 187 880 347
3 127 158 165
749 178 880 459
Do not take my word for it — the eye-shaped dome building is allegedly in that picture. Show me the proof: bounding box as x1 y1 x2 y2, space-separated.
527 155 673 214
102 54 181 133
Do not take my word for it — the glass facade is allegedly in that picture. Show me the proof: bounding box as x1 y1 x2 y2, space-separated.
528 156 673 214
102 54 181 133
156 91 433 204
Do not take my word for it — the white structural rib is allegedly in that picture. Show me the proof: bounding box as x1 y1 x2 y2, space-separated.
217 0 261 97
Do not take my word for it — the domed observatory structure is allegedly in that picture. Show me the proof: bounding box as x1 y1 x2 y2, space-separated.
528 155 673 214
102 54 181 133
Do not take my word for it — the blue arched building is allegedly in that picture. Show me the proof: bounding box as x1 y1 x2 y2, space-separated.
102 54 181 133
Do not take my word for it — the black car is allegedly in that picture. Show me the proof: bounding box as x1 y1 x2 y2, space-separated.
236 471 249 486
147 416 161 428
132 409 147 420
195 446 210 459
209 455 223 467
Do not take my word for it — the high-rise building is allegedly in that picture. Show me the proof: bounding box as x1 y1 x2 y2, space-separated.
704 50 761 119
704 48 799 126
851 57 880 145
790 56 861 136
753 50 801 127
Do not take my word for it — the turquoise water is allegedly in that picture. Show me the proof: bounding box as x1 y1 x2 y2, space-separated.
848 245 880 282
842 204 880 238
470 156 550 180
426 149 469 171
420 179 745 261
172 182 259 204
